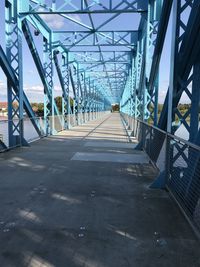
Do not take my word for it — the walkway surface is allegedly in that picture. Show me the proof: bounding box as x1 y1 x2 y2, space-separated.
0 113 199 267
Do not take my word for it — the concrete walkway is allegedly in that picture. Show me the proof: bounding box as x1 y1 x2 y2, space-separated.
0 113 199 267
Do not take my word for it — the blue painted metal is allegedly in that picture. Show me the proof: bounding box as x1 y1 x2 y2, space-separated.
0 45 43 139
43 37 55 134
22 19 62 133
149 0 173 124
53 51 70 129
1 0 199 176
150 171 166 189
2 0 200 236
5 0 24 147
21 0 148 14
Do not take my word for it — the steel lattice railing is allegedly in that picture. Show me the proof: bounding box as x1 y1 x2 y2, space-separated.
0 111 108 152
121 113 200 236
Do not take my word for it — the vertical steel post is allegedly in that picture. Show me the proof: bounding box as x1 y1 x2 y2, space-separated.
61 52 70 129
73 63 80 125
88 77 91 121
167 0 178 133
143 0 161 124
135 38 143 120
190 61 200 142
43 37 54 135
92 81 94 120
5 0 24 147
83 72 87 123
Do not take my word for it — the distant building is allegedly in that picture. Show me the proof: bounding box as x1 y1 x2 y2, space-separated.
0 102 8 117
0 102 7 111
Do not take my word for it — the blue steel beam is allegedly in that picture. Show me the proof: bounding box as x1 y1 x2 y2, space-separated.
82 0 121 104
69 51 131 64
20 0 135 106
148 0 173 95
53 51 70 129
0 45 18 91
4 2 43 146
69 66 78 124
5 0 24 147
159 0 200 137
69 67 77 97
22 20 52 101
151 0 200 164
22 0 148 14
142 0 162 124
22 19 62 132
53 31 138 49
0 45 42 138
29 25 130 106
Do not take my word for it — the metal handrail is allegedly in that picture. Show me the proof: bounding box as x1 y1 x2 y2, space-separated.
123 114 200 152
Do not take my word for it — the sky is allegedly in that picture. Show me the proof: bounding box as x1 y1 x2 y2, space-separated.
0 1 190 104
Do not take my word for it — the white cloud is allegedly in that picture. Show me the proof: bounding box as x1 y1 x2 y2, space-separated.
24 85 43 94
27 69 35 75
0 80 7 100
0 80 5 89
24 84 61 93
38 8 65 30
38 8 82 30
158 89 167 103
54 85 61 92
68 14 82 23
158 87 191 104
23 84 62 102
42 14 65 29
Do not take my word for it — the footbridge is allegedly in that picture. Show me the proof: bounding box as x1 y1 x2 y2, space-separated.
0 0 200 266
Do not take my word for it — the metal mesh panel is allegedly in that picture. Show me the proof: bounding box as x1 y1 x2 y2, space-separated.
52 115 64 132
142 123 167 171
0 119 9 147
167 136 200 231
0 116 47 151
121 113 167 170
0 112 109 152
121 112 200 233
24 117 45 142
69 114 76 127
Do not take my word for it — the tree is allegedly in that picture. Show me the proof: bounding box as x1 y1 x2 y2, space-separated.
55 96 62 113
37 103 44 116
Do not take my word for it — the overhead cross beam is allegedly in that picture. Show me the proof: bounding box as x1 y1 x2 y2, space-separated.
21 0 148 14
16 0 141 106
53 31 138 50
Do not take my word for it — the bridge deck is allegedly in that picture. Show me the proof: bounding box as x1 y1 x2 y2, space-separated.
0 113 199 266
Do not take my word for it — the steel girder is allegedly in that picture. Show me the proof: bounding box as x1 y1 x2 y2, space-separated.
3 0 199 154
0 44 43 140
53 31 138 50
143 0 200 201
22 19 62 134
21 0 148 14
5 0 25 147
4 0 45 148
121 0 166 126
164 0 200 217
16 0 145 107
169 0 200 193
53 51 70 129
143 0 161 124
158 0 200 141
132 0 200 166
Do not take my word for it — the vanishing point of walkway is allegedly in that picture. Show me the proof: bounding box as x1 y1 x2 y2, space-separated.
0 113 199 267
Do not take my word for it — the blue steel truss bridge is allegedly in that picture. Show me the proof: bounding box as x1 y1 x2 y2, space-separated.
0 0 200 266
